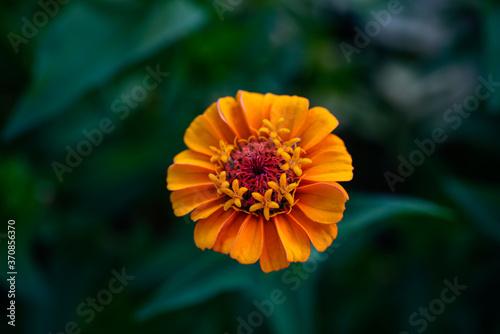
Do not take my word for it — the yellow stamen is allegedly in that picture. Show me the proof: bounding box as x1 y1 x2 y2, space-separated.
258 118 290 139
223 179 248 211
249 189 280 221
280 147 312 176
209 171 230 196
276 137 301 156
210 140 234 164
268 173 298 206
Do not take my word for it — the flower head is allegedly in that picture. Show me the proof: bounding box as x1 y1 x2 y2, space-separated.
167 91 353 273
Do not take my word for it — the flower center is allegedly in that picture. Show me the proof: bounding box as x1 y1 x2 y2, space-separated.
208 119 312 220
225 140 296 209
227 141 283 192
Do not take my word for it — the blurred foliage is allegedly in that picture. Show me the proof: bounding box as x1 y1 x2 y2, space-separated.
1 0 500 333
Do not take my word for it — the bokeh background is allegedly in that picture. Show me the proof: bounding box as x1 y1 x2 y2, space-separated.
1 0 500 333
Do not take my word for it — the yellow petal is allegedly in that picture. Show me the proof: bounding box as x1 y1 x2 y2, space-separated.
218 96 251 139
302 150 353 182
280 173 287 187
307 181 349 200
224 199 234 211
237 90 266 131
264 188 273 201
270 95 309 141
293 165 303 176
268 181 280 191
249 203 264 212
252 192 265 202
295 183 347 224
262 93 279 121
264 208 271 221
183 115 221 156
173 149 215 170
297 107 339 151
204 102 237 144
274 215 311 262
230 215 264 264
167 164 212 191
281 152 292 162
262 119 273 129
170 184 219 217
268 202 280 209
305 134 347 159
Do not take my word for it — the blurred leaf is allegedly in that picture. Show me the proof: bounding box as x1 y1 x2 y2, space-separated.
481 1 500 114
341 193 455 235
443 178 500 244
137 257 255 321
262 270 317 334
3 0 208 140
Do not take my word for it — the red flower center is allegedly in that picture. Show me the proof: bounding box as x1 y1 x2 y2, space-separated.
224 140 297 210
207 118 312 220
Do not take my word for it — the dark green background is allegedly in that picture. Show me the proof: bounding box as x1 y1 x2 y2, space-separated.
1 0 499 333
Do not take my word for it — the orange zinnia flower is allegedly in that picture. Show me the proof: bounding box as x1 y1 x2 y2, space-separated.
167 91 353 273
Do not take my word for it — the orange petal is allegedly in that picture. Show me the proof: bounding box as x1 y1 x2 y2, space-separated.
218 96 251 139
204 102 237 144
262 93 279 121
194 208 237 250
170 184 219 217
260 219 290 273
270 95 309 141
184 115 221 156
230 215 264 264
288 207 338 252
190 196 227 221
212 212 246 254
295 183 347 224
167 164 212 191
300 180 349 200
173 149 215 170
324 181 349 200
302 149 353 182
298 107 339 151
237 90 265 132
274 215 311 262
305 134 346 159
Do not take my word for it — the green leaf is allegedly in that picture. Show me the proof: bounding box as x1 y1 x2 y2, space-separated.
341 193 455 235
3 0 208 140
263 273 317 334
443 178 500 244
136 257 255 321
